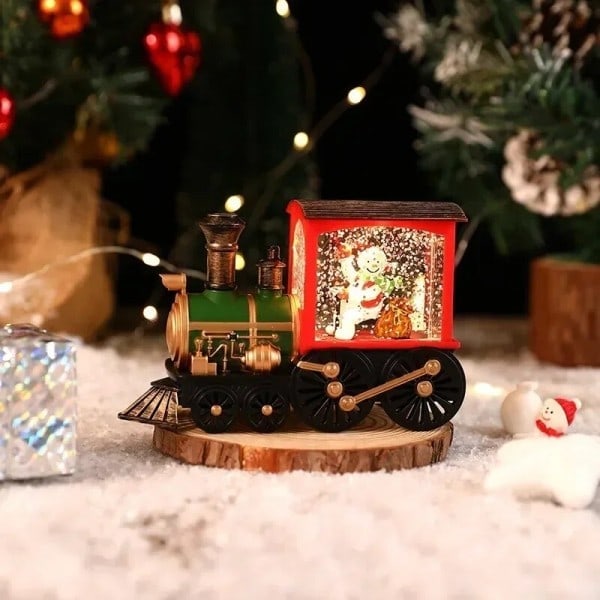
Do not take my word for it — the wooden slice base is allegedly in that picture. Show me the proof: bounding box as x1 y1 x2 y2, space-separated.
152 407 454 474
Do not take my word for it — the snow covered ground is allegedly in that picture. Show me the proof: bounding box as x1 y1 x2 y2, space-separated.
1 318 599 599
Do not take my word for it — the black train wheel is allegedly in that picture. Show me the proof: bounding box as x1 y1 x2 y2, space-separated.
380 348 466 431
190 385 238 433
291 350 375 433
243 385 289 433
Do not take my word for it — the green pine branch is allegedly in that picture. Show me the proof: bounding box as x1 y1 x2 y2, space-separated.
406 0 600 262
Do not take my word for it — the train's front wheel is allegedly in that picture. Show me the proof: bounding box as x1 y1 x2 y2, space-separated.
243 384 289 433
190 385 238 433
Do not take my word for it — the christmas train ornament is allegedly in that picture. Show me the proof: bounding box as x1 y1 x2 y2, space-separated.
119 200 467 441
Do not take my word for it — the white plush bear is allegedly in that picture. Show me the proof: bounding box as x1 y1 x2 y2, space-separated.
484 434 600 509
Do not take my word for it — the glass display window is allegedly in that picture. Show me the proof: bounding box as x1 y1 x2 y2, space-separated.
315 226 444 342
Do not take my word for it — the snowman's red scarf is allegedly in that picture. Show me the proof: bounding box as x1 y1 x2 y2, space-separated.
535 419 563 437
361 293 384 309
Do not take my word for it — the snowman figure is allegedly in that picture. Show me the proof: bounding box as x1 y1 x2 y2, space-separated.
535 397 582 437
327 241 396 340
354 246 388 282
326 279 385 340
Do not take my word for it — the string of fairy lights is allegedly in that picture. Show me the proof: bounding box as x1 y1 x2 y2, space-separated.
0 1 396 329
135 1 385 325
0 246 206 325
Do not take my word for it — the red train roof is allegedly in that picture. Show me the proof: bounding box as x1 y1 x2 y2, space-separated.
289 199 467 222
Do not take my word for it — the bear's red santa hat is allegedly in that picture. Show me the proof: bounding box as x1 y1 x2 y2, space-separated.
553 397 582 425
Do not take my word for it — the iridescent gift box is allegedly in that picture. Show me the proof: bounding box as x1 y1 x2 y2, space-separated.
0 324 77 480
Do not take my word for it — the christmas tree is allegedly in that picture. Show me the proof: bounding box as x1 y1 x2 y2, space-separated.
384 0 600 262
0 0 310 238
0 0 174 168
0 0 311 336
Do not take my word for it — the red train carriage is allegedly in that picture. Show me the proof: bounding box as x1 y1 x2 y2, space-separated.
286 200 467 432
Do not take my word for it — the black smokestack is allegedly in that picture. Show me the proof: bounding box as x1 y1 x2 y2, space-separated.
198 213 246 290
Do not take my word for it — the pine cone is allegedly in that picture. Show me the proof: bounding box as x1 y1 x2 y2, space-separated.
520 0 600 67
502 130 600 216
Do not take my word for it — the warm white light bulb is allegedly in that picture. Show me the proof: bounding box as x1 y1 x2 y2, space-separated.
41 0 57 11
70 0 84 15
143 305 159 322
275 0 290 18
162 2 182 25
235 253 246 271
224 194 245 213
293 131 310 151
142 252 161 267
0 281 13 293
347 86 366 105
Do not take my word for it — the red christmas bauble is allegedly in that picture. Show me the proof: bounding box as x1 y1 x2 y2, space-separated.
0 89 16 140
144 22 202 96
38 0 89 39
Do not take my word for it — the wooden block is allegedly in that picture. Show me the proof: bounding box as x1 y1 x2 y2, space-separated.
152 407 454 473
529 258 600 367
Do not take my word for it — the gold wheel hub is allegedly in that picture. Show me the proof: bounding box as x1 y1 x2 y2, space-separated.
261 404 274 416
416 381 433 397
323 362 340 379
424 359 441 376
327 381 343 398
339 395 357 412
210 405 223 417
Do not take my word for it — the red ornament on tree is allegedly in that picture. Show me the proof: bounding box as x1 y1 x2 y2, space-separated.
144 1 202 96
37 0 89 39
0 89 16 140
